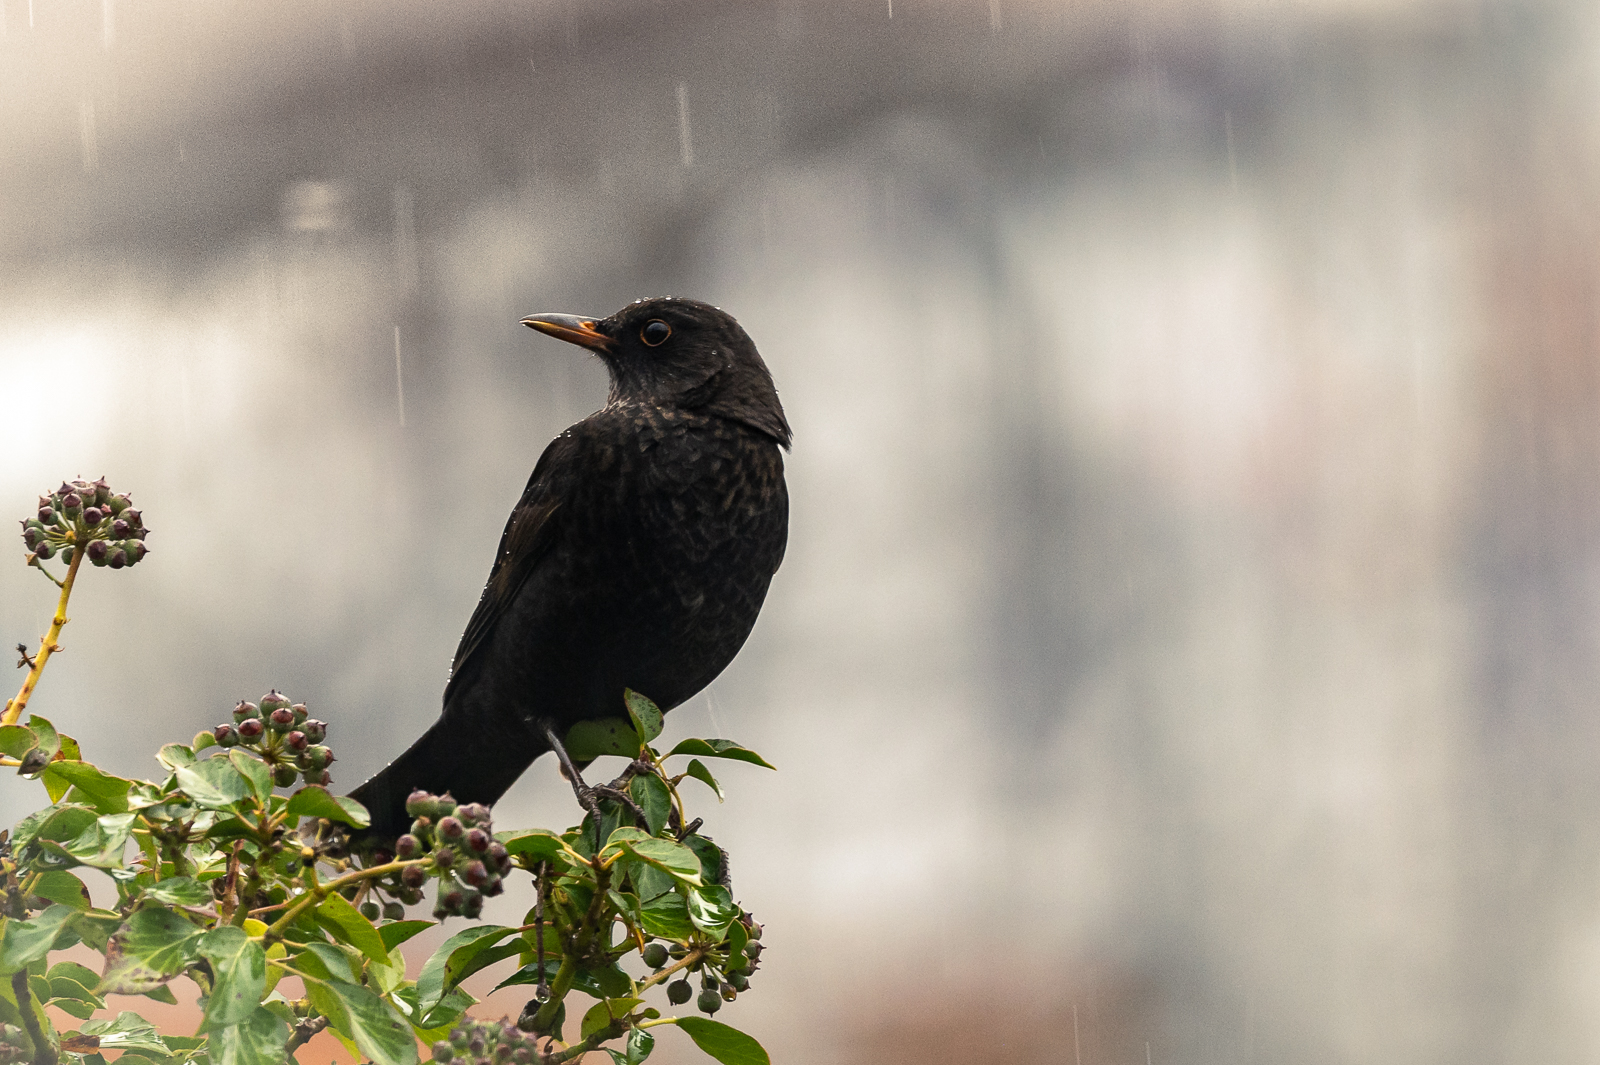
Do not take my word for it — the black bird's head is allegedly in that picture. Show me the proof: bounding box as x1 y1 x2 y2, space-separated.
521 296 791 449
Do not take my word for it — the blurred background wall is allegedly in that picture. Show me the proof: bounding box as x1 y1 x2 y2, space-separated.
4 0 1600 1061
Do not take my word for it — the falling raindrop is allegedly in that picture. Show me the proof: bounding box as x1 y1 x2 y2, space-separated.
101 0 114 49
989 0 1001 32
79 101 98 173
28 0 34 29
393 326 406 428
393 185 418 295
676 82 694 168
887 0 892 17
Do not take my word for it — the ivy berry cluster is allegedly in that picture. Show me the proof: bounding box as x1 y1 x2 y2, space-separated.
656 913 765 1017
19 477 148 569
431 1017 542 1065
210 690 334 788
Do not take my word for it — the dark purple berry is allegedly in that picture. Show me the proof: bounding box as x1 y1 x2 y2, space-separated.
268 707 294 731
512 1050 531 1065
466 828 489 853
441 889 465 914
359 901 380 921
462 891 483 919
438 816 464 841
37 508 52 523
122 509 142 529
107 550 124 569
214 724 240 748
260 690 290 713
286 730 308 751
401 864 429 888
466 1035 484 1056
457 803 490 825
399 886 425 905
87 540 107 562
482 874 503 897
641 943 668 968
461 861 488 887
487 841 509 871
82 507 102 525
433 847 456 870
432 1043 454 1063
238 718 264 741
396 834 421 859
62 493 81 512
111 519 129 538
33 543 52 560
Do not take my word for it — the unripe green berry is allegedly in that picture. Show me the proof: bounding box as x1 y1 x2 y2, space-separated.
402 864 429 888
641 943 668 969
667 979 692 1005
360 901 380 920
268 707 295 732
432 1043 454 1063
273 764 298 788
238 718 264 741
438 816 464 842
396 834 421 859
291 703 308 724
234 701 259 721
214 724 240 748
384 901 405 920
728 971 749 991
697 988 722 1014
302 719 327 743
406 790 432 817
702 972 719 990
260 690 291 713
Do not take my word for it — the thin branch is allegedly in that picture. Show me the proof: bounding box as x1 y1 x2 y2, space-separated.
4 548 83 726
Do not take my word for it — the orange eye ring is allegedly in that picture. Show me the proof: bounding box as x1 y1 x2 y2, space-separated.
641 320 671 346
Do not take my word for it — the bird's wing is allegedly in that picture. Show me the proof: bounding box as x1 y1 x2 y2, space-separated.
442 432 578 704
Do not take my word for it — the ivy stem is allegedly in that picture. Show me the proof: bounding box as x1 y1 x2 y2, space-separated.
633 946 709 995
261 859 421 943
12 969 57 1065
3 548 83 727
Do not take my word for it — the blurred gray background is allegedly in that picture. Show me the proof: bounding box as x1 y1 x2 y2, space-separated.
4 0 1600 1061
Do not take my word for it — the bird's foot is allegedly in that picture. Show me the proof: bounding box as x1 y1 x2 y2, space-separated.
542 726 649 850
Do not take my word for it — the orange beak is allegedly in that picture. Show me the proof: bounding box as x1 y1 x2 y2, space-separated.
520 313 614 353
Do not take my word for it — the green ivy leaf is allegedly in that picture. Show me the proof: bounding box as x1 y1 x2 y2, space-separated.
30 870 90 911
497 829 570 863
156 743 196 771
205 1004 290 1065
605 1027 654 1065
687 885 739 939
415 925 522 1015
628 774 671 836
682 759 724 802
42 762 133 814
662 739 774 770
283 786 370 828
228 750 273 804
25 716 61 760
197 926 267 1026
623 690 663 745
314 893 390 967
566 718 640 761
174 759 250 810
611 834 702 887
142 877 211 907
97 907 203 994
673 1018 770 1065
75 1011 170 1055
306 978 419 1065
0 903 75 970
377 920 434 953
0 726 36 759
639 891 693 940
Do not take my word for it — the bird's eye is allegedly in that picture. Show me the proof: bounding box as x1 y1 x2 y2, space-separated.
641 320 672 346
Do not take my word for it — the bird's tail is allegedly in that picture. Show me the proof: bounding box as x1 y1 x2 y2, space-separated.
346 710 550 845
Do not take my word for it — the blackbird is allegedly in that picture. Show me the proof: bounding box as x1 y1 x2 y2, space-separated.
349 297 790 842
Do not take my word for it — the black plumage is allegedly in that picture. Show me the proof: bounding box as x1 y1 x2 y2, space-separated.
349 297 790 842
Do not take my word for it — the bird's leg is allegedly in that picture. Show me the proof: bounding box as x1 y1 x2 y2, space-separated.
542 726 652 847
543 725 608 851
